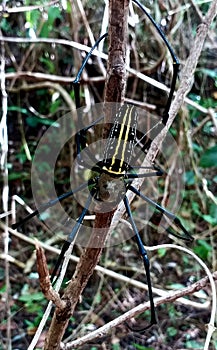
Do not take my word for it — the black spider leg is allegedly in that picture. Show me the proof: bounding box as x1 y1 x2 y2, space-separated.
12 37 107 227
51 191 93 283
73 114 105 170
125 165 163 179
128 108 166 174
73 33 108 168
11 181 89 229
73 32 108 110
123 195 157 331
129 185 193 242
133 0 180 125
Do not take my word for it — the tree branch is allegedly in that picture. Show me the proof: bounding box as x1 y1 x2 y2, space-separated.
62 271 217 349
43 2 130 349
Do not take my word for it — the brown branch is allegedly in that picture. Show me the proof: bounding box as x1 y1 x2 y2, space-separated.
36 243 66 309
43 1 130 349
0 1 59 14
104 0 129 104
63 271 217 349
43 211 116 350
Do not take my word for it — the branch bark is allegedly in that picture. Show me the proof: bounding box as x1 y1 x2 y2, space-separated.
104 0 129 104
43 1 130 349
63 271 217 349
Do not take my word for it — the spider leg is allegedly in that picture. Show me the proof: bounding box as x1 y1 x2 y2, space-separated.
75 116 105 168
12 181 89 230
51 192 93 282
133 0 180 125
13 34 109 228
72 33 108 167
129 185 193 242
12 36 108 228
125 165 163 179
123 195 157 331
72 32 108 109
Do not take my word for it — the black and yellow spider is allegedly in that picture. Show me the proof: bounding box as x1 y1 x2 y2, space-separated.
12 0 193 330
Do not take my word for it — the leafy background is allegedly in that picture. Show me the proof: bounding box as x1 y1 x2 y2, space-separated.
0 0 216 349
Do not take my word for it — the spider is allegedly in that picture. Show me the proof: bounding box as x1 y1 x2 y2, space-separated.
12 0 193 330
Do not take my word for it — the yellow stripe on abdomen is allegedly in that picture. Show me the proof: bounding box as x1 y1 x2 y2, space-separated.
103 104 137 175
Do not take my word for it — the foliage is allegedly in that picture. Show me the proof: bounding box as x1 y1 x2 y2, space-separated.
0 0 216 349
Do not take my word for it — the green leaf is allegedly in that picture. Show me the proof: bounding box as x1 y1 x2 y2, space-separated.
94 292 102 304
19 292 44 303
193 239 212 260
202 203 217 225
0 283 6 292
8 172 29 181
40 6 61 37
158 247 166 258
213 175 217 183
0 18 11 32
50 99 61 114
133 344 154 350
26 116 59 128
26 116 39 127
184 171 195 185
15 152 28 164
203 214 217 225
186 340 203 349
199 68 217 80
210 203 217 221
39 56 55 73
168 283 185 290
8 106 29 114
25 9 40 30
40 23 50 38
192 142 203 153
48 6 61 26
192 202 202 217
199 145 217 168
167 326 178 337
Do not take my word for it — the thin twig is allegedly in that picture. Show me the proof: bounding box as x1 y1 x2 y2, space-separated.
0 222 211 310
0 36 211 115
0 1 59 14
0 39 11 349
10 81 76 114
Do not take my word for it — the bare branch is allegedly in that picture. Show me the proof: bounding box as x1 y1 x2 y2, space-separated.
63 271 217 349
43 2 130 348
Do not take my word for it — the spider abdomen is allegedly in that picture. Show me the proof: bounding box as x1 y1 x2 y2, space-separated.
102 104 138 175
